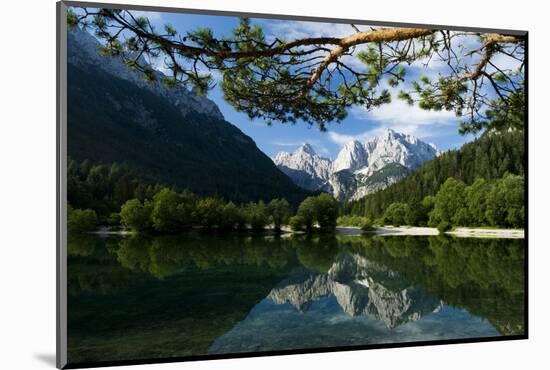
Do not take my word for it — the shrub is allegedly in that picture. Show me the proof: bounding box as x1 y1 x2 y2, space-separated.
120 198 153 231
67 207 98 233
151 188 185 233
289 215 305 231
245 201 268 231
194 197 224 228
382 202 409 226
219 202 241 230
337 215 365 227
296 197 317 231
437 221 452 233
107 212 122 227
267 199 291 232
360 218 373 231
486 174 524 228
315 193 339 231
432 177 467 224
296 194 338 233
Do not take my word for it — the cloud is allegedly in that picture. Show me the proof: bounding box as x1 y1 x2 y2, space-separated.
272 140 307 147
262 20 373 70
151 56 222 85
327 131 362 146
328 127 391 147
132 10 164 23
358 101 456 138
487 49 523 73
326 99 457 148
262 20 479 76
263 20 369 41
355 99 456 125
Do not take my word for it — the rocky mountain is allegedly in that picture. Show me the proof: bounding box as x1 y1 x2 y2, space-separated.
272 129 440 201
67 27 223 120
67 27 313 205
332 140 369 173
268 253 442 328
272 144 333 191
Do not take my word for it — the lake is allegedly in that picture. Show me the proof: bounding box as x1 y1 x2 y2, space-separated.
67 233 525 365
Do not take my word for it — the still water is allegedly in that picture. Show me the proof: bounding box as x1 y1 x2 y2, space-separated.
67 233 525 364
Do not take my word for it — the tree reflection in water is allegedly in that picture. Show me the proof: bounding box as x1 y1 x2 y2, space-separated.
67 234 524 364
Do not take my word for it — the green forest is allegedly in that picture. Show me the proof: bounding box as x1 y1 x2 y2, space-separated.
338 174 524 232
69 128 525 235
341 130 525 230
67 61 313 208
67 158 339 235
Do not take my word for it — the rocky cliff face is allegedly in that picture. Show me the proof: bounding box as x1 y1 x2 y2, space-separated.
361 129 440 174
332 140 369 173
272 143 333 192
67 26 224 121
272 129 440 201
268 253 442 328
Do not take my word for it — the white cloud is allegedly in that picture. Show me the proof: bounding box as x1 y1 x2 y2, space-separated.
356 99 456 125
262 21 479 75
263 20 373 70
361 102 455 139
255 24 491 152
264 20 369 41
326 99 457 148
488 50 523 73
132 10 164 23
272 140 307 147
328 131 359 146
328 126 389 147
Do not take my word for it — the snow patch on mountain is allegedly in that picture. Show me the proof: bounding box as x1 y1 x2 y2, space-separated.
273 143 333 191
273 129 440 201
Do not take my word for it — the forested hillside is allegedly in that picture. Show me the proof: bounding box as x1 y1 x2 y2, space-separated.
343 130 525 220
67 27 314 210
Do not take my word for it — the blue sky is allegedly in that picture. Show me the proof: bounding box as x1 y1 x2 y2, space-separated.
90 9 499 159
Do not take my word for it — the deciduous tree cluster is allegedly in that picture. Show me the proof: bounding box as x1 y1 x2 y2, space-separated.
373 174 524 229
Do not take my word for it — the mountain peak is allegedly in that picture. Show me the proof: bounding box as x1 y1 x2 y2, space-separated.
333 140 369 173
274 129 439 200
298 143 316 155
272 144 332 192
381 128 401 141
344 140 363 148
68 27 224 121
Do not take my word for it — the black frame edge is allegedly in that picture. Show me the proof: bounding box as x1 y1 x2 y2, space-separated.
57 1 69 369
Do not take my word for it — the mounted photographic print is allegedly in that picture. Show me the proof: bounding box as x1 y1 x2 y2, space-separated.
56 1 527 368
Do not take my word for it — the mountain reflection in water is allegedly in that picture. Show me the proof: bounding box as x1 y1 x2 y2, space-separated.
67 234 524 365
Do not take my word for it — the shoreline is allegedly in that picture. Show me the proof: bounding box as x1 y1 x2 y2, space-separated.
88 227 135 236
88 225 524 239
88 226 296 237
446 227 524 239
336 226 524 239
